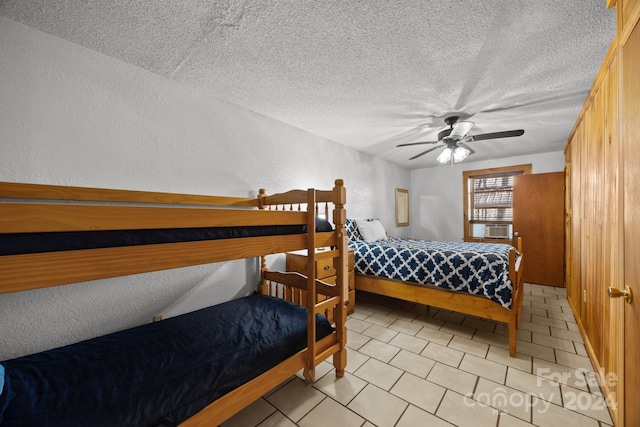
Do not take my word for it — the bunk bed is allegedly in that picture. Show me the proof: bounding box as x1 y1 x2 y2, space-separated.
0 179 349 427
347 219 524 357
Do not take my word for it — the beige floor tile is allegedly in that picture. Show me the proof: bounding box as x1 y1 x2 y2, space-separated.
421 341 464 367
390 372 446 413
347 384 407 427
353 357 403 390
427 362 478 396
532 358 590 391
459 353 507 384
462 315 497 332
388 331 428 354
396 405 455 427
474 377 533 422
505 367 562 406
390 349 436 378
532 332 576 353
365 312 397 328
266 378 326 422
560 384 613 424
512 340 556 362
486 345 532 373
313 371 367 405
415 326 454 346
516 319 551 335
348 307 373 320
298 396 364 427
361 324 398 342
530 314 568 329
498 412 533 427
222 398 276 427
345 330 370 350
473 329 511 349
388 308 418 322
345 317 373 333
358 338 400 363
440 321 476 339
388 318 422 335
549 325 584 343
436 390 499 427
448 335 490 358
257 411 298 427
344 348 369 374
411 313 446 330
555 349 594 371
532 401 600 426
434 309 466 324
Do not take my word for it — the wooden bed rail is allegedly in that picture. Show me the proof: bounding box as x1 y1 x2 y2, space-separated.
0 181 258 207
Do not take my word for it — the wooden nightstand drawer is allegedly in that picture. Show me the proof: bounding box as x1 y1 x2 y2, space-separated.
285 248 356 314
315 257 336 279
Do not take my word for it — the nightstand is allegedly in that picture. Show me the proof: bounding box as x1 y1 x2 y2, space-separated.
285 247 355 315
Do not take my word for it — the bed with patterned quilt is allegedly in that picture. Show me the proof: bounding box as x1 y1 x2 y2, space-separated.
347 218 524 357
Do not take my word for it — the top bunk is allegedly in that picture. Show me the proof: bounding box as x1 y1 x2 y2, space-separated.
0 179 347 294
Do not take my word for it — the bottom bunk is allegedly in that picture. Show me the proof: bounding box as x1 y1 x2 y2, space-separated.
0 279 343 427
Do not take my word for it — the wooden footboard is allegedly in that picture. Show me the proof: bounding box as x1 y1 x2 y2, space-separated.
354 236 524 357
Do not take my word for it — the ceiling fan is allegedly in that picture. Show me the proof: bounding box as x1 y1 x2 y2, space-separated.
397 116 524 164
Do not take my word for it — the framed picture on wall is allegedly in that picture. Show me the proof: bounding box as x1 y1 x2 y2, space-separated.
395 188 409 226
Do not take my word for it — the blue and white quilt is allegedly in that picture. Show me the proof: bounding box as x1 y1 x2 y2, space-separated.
346 221 515 308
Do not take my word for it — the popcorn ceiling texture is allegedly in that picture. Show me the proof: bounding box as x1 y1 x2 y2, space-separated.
0 0 616 168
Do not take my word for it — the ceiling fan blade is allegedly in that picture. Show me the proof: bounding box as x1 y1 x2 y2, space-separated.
409 145 443 160
470 129 524 141
397 140 439 147
458 142 475 155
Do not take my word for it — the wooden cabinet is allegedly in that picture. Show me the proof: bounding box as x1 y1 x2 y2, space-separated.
513 172 565 287
563 1 640 423
286 248 355 314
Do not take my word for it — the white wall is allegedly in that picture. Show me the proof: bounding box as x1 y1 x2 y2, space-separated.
0 18 410 359
410 152 565 242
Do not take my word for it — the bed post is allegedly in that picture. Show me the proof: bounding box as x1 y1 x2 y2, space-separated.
508 233 524 357
257 188 268 295
303 188 318 382
332 179 347 377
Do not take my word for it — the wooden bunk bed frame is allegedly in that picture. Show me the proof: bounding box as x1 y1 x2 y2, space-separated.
0 179 348 426
354 235 524 357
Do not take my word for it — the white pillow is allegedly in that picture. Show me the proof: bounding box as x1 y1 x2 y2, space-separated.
356 219 387 242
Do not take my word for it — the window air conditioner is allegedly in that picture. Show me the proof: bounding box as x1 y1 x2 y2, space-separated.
485 224 510 239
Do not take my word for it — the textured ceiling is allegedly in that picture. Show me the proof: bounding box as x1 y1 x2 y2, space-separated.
1 1 616 168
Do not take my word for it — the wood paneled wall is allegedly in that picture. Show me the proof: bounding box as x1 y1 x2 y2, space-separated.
565 1 640 424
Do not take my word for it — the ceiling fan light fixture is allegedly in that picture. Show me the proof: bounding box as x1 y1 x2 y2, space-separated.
436 145 470 164
453 146 470 162
436 147 452 164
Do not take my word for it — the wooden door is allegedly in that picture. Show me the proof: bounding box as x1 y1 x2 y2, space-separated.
513 172 565 286
620 12 640 426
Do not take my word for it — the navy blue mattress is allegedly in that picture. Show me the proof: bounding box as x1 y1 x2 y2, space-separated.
0 217 334 256
0 294 333 427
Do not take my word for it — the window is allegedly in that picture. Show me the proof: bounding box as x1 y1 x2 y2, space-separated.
463 164 532 241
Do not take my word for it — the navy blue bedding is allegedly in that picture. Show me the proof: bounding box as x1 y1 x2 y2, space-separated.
0 294 334 427
0 218 334 256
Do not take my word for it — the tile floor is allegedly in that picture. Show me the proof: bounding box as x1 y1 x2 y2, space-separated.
222 284 613 427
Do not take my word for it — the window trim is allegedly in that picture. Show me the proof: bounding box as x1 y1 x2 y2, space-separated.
462 164 532 242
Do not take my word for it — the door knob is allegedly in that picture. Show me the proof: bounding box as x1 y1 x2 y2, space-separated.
608 286 633 304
